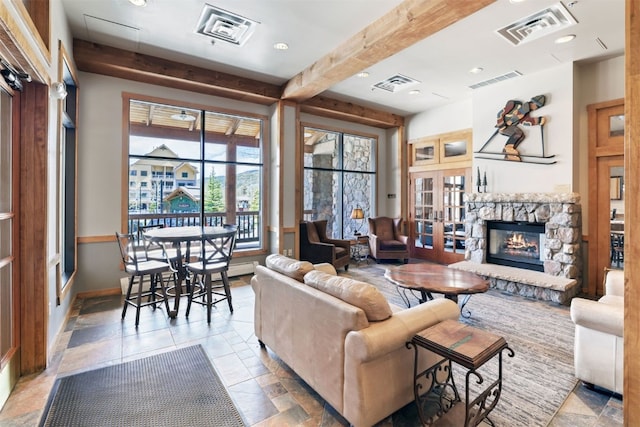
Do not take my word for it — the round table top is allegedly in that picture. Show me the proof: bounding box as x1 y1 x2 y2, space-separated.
384 263 489 295
143 225 237 243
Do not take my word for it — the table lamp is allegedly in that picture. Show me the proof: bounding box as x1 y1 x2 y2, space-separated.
350 207 364 235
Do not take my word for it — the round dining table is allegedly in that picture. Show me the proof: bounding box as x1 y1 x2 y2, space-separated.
143 225 238 317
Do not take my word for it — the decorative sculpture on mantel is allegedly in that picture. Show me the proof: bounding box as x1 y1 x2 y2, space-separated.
475 94 556 164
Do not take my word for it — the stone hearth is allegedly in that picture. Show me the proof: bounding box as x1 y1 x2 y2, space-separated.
450 192 582 304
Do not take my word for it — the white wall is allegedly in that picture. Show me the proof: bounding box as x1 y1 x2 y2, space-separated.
473 63 576 193
77 73 271 237
406 98 473 137
48 0 76 357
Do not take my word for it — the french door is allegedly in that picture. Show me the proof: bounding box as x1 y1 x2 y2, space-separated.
410 168 470 264
588 100 624 296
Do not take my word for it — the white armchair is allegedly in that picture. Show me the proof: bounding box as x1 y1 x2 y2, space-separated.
570 269 624 394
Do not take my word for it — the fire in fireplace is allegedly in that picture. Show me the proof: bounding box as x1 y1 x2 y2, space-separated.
486 221 545 272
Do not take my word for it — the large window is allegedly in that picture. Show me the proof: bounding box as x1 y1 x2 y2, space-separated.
302 126 376 239
60 57 78 289
127 98 264 250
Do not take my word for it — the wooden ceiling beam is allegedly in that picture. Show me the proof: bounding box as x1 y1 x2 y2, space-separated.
281 0 496 102
73 39 282 105
301 95 404 129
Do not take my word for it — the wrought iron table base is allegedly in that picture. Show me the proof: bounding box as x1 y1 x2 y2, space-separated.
406 342 514 426
396 287 475 318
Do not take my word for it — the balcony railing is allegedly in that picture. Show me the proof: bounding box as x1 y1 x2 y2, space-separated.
128 211 261 245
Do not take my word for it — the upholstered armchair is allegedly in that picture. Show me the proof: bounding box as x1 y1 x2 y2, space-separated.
299 220 351 271
367 216 409 263
570 268 623 394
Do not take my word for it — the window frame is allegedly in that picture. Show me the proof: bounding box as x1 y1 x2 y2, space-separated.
301 123 378 239
122 93 269 256
55 42 79 303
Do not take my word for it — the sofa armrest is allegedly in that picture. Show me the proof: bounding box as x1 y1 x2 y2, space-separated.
570 297 623 337
345 299 459 363
302 242 335 263
324 238 350 251
368 233 381 249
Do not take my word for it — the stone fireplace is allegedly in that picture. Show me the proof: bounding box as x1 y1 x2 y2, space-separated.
450 192 582 304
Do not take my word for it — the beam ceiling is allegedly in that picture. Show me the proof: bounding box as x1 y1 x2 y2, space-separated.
281 0 496 101
73 0 496 128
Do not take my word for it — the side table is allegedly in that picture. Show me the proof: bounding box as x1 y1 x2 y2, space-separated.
406 319 514 426
350 235 369 264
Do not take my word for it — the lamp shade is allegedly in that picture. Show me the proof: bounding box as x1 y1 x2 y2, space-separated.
350 208 364 220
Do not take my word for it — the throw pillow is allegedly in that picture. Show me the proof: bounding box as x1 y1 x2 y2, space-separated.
303 270 392 321
266 254 314 282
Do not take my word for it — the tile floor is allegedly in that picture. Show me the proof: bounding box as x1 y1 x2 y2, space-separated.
0 272 624 426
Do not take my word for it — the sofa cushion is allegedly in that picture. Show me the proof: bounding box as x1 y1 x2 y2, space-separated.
304 270 392 321
266 254 314 282
379 239 406 250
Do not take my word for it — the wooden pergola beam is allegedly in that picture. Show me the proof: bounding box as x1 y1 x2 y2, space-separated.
281 0 496 102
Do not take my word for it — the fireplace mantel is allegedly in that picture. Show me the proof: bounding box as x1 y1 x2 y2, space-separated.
465 192 581 204
457 191 582 303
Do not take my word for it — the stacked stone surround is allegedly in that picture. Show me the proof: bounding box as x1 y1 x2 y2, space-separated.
454 192 582 304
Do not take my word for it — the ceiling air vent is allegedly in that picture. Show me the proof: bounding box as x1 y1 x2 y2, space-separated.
468 70 522 90
496 2 577 46
373 74 420 93
195 4 259 46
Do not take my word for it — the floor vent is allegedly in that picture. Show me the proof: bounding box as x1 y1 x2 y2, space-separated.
372 74 420 93
195 4 258 46
469 70 522 89
496 2 577 46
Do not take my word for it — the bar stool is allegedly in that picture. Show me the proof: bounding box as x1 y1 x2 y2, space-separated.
185 225 237 323
115 232 171 326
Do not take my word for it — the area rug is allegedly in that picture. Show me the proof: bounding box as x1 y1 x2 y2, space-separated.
39 345 247 427
344 262 577 427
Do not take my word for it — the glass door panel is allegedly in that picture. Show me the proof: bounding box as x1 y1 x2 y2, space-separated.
440 171 467 263
413 176 435 253
609 165 624 269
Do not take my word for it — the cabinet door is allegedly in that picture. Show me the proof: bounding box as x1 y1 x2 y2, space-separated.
410 168 470 264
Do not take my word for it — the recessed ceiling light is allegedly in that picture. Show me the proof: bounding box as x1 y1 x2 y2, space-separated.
555 34 576 44
509 0 527 3
356 71 370 78
273 42 289 50
128 0 147 6
408 90 421 95
469 67 484 74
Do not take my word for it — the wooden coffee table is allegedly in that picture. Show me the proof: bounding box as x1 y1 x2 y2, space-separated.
384 263 489 317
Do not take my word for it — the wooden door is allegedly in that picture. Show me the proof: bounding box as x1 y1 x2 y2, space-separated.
588 100 624 296
410 168 470 264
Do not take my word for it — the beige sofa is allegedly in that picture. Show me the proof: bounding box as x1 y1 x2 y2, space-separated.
252 254 460 427
570 269 624 394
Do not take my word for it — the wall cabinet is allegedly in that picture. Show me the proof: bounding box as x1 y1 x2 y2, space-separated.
410 129 472 169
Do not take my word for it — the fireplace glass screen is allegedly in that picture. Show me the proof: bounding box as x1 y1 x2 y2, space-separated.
487 221 545 271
